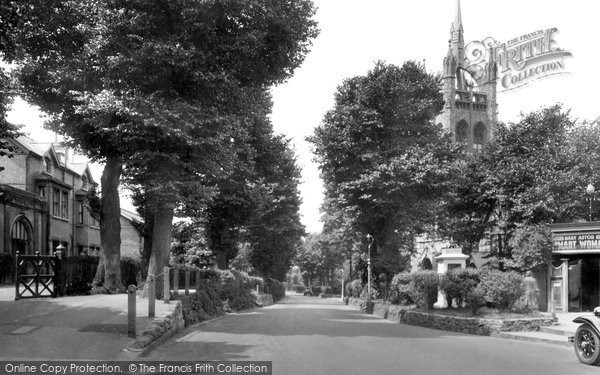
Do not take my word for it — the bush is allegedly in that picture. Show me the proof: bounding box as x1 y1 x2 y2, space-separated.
407 271 440 310
439 268 480 308
217 270 256 311
264 278 285 302
180 280 224 326
291 284 305 293
346 279 363 298
477 269 524 310
121 257 143 288
0 253 14 284
59 255 99 295
390 272 413 305
465 287 486 315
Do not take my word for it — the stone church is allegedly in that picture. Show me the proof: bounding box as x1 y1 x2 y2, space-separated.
411 0 499 279
435 0 497 151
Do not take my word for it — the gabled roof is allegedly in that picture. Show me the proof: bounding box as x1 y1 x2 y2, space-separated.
121 208 143 223
6 136 97 185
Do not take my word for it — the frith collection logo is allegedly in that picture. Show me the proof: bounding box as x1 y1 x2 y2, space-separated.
465 28 572 91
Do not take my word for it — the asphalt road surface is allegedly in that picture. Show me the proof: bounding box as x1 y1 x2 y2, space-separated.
145 295 598 375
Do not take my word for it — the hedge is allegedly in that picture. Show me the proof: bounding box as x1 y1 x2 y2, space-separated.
390 269 526 314
264 278 285 302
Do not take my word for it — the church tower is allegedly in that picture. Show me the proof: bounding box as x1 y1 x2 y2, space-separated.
436 0 498 150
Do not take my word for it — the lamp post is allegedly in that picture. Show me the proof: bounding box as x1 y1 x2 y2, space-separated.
366 234 374 301
340 269 344 302
586 183 596 222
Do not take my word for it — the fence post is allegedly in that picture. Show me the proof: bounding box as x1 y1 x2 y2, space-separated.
163 266 170 304
148 274 155 318
127 285 136 338
195 270 200 292
14 251 20 301
173 268 179 298
185 269 190 295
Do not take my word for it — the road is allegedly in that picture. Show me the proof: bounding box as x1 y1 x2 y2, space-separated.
145 295 598 375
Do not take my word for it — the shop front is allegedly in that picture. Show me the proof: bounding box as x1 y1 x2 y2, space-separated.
549 222 600 313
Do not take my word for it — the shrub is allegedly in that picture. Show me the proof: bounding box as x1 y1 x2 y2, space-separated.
180 280 224 326
390 272 413 305
465 287 486 315
407 271 440 310
0 253 14 284
217 270 256 311
346 279 363 298
120 257 143 288
291 284 305 293
264 278 285 302
58 255 99 295
477 269 524 310
439 268 479 308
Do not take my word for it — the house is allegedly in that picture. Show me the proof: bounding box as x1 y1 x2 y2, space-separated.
120 207 144 260
0 136 100 256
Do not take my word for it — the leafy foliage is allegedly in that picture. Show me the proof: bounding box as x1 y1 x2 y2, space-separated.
310 61 459 275
439 268 480 307
476 269 524 310
506 224 553 271
406 270 440 310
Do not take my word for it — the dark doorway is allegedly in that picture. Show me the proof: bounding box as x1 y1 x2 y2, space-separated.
569 257 600 312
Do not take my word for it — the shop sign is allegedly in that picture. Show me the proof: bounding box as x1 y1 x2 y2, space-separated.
552 233 600 253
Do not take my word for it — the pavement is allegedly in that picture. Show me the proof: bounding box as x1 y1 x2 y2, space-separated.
0 286 179 360
497 311 588 346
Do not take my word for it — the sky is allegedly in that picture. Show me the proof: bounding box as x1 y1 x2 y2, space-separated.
7 0 600 233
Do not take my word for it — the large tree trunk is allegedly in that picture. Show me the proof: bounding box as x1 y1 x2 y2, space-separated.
92 155 123 293
143 202 175 298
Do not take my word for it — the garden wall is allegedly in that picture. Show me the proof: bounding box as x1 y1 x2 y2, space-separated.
402 310 555 336
349 298 555 336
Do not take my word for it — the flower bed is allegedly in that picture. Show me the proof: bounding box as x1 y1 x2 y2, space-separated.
348 298 555 336
402 310 555 336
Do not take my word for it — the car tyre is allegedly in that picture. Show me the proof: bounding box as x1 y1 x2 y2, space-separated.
574 324 600 366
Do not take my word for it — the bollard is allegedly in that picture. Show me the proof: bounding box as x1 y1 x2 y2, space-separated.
173 268 179 298
163 266 170 304
256 284 259 295
195 270 200 292
185 269 190 295
148 274 155 318
127 285 136 338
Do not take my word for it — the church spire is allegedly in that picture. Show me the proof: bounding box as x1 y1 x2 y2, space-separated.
449 0 465 67
453 0 463 32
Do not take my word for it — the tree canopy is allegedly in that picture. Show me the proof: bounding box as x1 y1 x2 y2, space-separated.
310 61 459 276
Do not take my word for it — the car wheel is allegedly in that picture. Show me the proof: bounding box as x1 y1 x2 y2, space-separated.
574 324 600 365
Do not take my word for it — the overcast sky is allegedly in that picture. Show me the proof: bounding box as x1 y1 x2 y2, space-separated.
8 0 600 234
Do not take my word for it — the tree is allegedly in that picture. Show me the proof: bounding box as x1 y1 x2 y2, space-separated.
443 105 600 267
247 135 305 280
9 0 318 293
507 224 553 271
0 1 24 170
310 61 459 274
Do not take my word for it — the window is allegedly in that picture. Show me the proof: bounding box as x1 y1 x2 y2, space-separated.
44 157 51 173
89 210 99 228
61 191 69 219
455 120 469 143
78 202 84 224
52 188 70 220
11 218 31 254
52 188 60 216
38 186 46 198
82 176 87 189
473 122 487 150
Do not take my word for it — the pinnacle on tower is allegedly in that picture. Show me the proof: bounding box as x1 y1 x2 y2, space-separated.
453 0 463 32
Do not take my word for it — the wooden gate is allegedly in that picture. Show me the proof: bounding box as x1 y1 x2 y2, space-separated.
15 251 59 300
